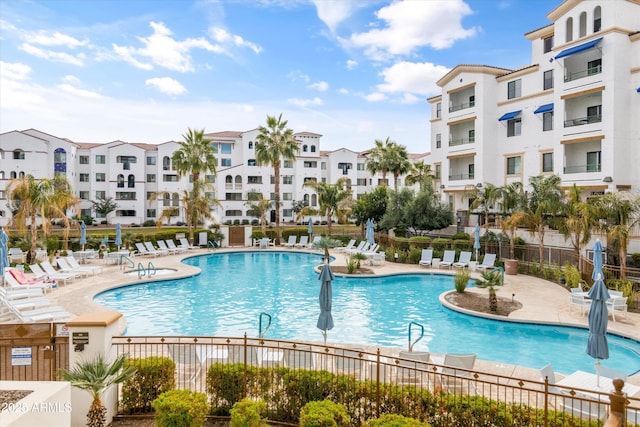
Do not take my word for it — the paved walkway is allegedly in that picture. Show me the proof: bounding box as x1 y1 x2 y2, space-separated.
15 246 640 384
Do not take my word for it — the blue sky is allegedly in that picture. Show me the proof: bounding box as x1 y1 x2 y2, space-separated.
0 0 559 153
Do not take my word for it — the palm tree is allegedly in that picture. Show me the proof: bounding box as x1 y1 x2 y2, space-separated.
303 177 352 235
7 174 77 261
465 183 503 252
524 175 563 264
387 142 411 192
311 236 343 264
365 137 394 187
59 354 136 427
475 270 504 312
245 190 274 235
255 114 299 244
499 182 527 260
157 206 180 226
405 160 434 191
558 185 599 268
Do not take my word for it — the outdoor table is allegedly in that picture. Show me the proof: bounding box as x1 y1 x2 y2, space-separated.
557 370 640 396
432 258 441 269
74 250 98 264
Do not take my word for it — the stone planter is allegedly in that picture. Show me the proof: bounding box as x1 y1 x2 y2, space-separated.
504 258 518 275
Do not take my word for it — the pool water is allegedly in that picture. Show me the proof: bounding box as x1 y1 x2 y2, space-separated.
94 251 640 375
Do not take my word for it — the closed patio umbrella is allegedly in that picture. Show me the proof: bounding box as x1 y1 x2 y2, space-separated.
473 224 481 261
586 239 609 386
317 263 335 345
308 217 313 236
366 219 375 245
591 239 604 280
115 223 122 250
80 221 87 251
0 228 9 277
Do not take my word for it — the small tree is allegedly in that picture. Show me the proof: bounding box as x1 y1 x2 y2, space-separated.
311 236 343 264
59 354 136 427
91 197 118 222
475 270 504 312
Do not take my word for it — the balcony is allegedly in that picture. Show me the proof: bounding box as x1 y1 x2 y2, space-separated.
449 101 475 113
564 114 602 128
564 64 602 82
449 172 475 181
449 136 475 147
563 164 601 174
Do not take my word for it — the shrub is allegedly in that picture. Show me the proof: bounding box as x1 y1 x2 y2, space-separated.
143 220 156 227
451 232 470 241
431 238 450 251
122 356 176 414
407 236 431 249
242 219 250 225
251 219 259 226
454 269 471 293
299 400 350 427
393 237 410 251
206 363 271 416
562 263 582 288
152 389 209 427
407 247 422 264
233 219 241 225
366 414 429 427
230 398 268 427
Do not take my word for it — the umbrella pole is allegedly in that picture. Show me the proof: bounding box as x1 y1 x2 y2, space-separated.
596 360 600 387
322 331 327 345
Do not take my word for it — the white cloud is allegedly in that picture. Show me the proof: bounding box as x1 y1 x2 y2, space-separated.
30 31 88 48
346 59 358 70
376 61 450 97
338 88 349 94
288 97 323 107
308 81 329 91
364 92 386 102
344 0 478 60
62 75 81 84
146 77 187 96
311 0 360 32
0 61 32 81
112 21 224 73
57 83 103 99
209 27 262 54
287 70 310 83
19 43 85 66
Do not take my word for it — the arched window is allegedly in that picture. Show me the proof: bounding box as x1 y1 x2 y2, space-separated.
235 175 242 189
54 148 67 175
163 193 171 207
248 141 253 149
593 6 601 32
310 145 316 153
311 194 317 207
579 12 587 37
18 171 25 178
127 174 135 188
566 17 573 42
0 171 4 179
303 145 308 152
10 171 17 179
117 174 125 188
172 193 179 206
0 149 4 159
303 194 309 206
225 175 232 183
163 156 171 171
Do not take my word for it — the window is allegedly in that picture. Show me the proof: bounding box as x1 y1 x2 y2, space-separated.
303 145 308 152
507 118 522 137
283 209 293 217
95 173 106 182
205 192 215 200
468 164 475 180
586 151 601 172
435 164 441 179
146 156 156 165
566 17 573 42
356 178 367 186
283 193 292 201
163 175 178 182
543 112 553 131
587 105 602 122
436 102 442 118
283 160 293 168
321 162 326 170
303 177 317 183
587 58 601 75
542 152 554 172
310 145 316 152
593 6 601 32
247 176 262 184
146 192 154 200
338 163 352 175
95 155 106 164
436 134 441 149
218 143 232 154
225 210 242 217
147 209 156 218
543 70 553 90
128 174 135 188
357 163 365 171
117 174 125 188
225 193 242 201
163 156 171 171
79 191 89 200
220 158 231 167
579 12 587 37
248 141 253 149
80 208 91 218
282 175 293 185
13 150 25 160
116 192 136 200
303 161 317 168
79 155 89 164
543 36 554 53
506 156 521 175
248 159 257 166
468 129 475 143
507 79 521 99
147 174 156 183
79 173 89 182
270 193 275 200
117 155 137 164
95 191 106 199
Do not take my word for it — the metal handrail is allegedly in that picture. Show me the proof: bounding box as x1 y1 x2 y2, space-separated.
408 321 424 352
147 262 156 277
208 240 218 250
120 255 134 270
259 312 272 339
137 262 146 279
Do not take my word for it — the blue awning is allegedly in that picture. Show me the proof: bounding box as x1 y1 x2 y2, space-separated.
555 37 603 59
498 110 521 121
637 87 640 93
534 103 554 114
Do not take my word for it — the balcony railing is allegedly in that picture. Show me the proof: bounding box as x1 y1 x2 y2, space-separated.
563 114 602 128
449 136 475 147
449 173 474 181
564 65 602 82
564 164 601 174
448 101 475 113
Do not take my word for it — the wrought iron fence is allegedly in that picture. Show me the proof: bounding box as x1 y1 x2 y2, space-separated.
112 335 640 426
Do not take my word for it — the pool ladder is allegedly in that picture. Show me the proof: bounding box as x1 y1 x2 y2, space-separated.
258 312 272 339
408 321 425 352
120 255 135 270
136 262 156 279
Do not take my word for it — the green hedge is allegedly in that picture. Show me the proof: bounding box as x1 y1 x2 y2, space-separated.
122 356 175 414
152 389 209 427
408 236 431 249
299 400 350 427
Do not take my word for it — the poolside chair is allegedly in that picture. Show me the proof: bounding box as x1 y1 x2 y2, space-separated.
156 240 177 255
606 296 628 321
55 257 90 278
295 235 309 248
168 344 203 386
179 238 199 250
398 350 431 385
283 235 297 248
0 284 45 301
31 262 76 285
347 241 369 255
599 366 628 381
8 247 26 263
569 293 591 316
439 250 456 269
4 269 51 291
476 253 496 272
145 241 168 256
308 236 321 248
418 249 433 267
166 239 187 253
439 353 477 393
14 306 73 323
539 363 562 393
66 256 103 275
453 251 472 269
335 348 366 379
283 344 316 370
336 239 356 253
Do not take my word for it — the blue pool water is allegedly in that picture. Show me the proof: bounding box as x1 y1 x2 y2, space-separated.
94 251 640 375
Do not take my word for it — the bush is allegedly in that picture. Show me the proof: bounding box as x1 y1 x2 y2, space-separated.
407 247 422 264
631 253 640 268
454 269 471 293
451 232 470 241
393 237 410 251
206 363 272 416
562 263 582 288
152 390 209 427
431 238 450 251
366 414 430 427
230 398 268 427
143 220 156 227
299 400 350 427
407 236 430 249
122 356 175 414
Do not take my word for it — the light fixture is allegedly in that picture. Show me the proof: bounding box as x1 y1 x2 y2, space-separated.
440 184 445 189
476 183 483 188
603 176 613 183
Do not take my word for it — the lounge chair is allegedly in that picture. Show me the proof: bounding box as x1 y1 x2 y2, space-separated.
283 344 316 370
179 238 199 250
439 250 456 269
346 241 366 254
8 247 26 263
13 305 73 323
166 239 187 253
295 235 309 248
0 284 45 301
135 242 163 257
398 350 431 385
418 249 433 267
307 236 321 248
439 353 477 393
4 269 51 291
606 296 628 321
283 235 297 248
453 251 472 269
145 241 168 256
476 253 496 272
30 263 76 285
539 363 562 393
157 240 177 255
55 257 90 278
347 241 369 255
66 256 103 275
599 366 628 381
335 239 356 253
569 293 592 316
168 344 203 386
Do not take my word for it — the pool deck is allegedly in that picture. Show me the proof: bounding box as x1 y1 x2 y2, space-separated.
13 246 640 385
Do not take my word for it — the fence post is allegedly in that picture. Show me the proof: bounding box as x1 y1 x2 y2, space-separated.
66 312 124 427
543 377 549 427
605 378 628 427
375 348 380 418
243 333 248 398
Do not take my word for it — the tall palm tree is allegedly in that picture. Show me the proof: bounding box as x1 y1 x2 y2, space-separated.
303 177 352 236
558 185 598 267
245 190 274 235
7 174 77 261
464 182 503 252
387 142 411 192
405 160 434 191
499 182 527 260
365 137 394 187
255 114 299 244
524 175 563 264
60 354 136 427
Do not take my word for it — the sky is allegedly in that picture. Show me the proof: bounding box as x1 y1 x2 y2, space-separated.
0 0 559 154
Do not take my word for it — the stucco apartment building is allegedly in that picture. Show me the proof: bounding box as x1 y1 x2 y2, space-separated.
428 0 640 223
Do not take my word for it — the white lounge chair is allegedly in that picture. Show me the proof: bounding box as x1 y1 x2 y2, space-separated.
606 296 628 321
283 344 316 370
539 363 562 393
66 256 103 275
295 235 309 248
439 353 477 393
168 344 203 386
157 240 177 255
145 241 168 256
179 238 199 250
3 269 51 291
476 253 496 272
453 251 472 269
347 241 369 255
8 247 26 263
439 250 456 269
283 235 297 248
55 257 90 278
335 239 356 253
31 263 75 285
398 350 431 385
166 239 187 253
418 249 433 267
135 242 161 257
307 236 321 248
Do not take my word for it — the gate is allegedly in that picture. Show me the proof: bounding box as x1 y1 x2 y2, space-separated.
0 322 69 381
228 226 245 247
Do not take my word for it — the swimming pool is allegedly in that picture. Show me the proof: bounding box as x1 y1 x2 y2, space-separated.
94 251 640 375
